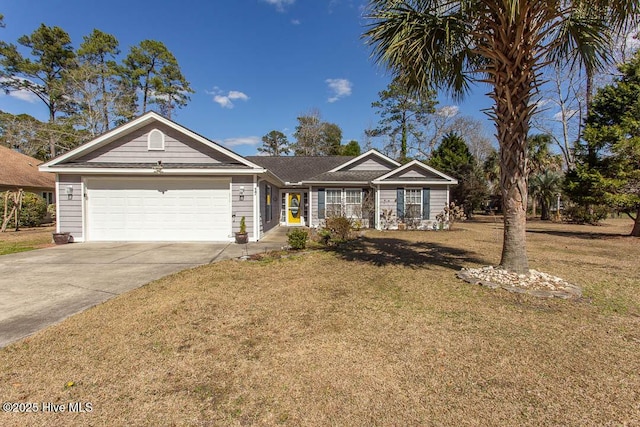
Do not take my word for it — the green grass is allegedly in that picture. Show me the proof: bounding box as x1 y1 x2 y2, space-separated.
0 226 54 255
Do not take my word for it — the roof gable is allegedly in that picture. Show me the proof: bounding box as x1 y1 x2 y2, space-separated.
329 149 400 172
372 160 458 184
0 145 54 191
41 112 261 170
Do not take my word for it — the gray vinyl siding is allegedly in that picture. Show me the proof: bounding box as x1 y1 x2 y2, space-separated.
379 187 398 217
77 123 237 164
311 187 319 225
259 180 280 237
429 186 448 219
378 185 449 229
231 176 254 239
57 174 83 240
345 156 395 171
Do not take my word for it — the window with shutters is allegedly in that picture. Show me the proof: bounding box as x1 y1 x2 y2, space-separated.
326 189 342 217
148 129 165 151
404 188 422 219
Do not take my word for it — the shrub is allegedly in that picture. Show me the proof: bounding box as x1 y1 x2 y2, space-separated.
323 216 352 244
0 191 48 227
563 204 609 225
436 202 467 231
287 228 308 250
47 203 56 221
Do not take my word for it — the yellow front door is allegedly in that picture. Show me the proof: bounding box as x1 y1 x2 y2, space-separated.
287 193 301 224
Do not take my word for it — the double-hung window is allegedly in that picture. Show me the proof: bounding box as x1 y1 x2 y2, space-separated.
325 189 343 217
344 189 362 218
405 188 422 219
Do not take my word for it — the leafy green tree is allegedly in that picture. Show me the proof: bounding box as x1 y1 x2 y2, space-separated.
364 0 637 273
529 171 562 220
0 24 77 158
322 122 343 155
527 134 563 176
429 132 487 216
0 110 48 159
258 130 290 156
341 140 361 156
367 77 437 163
566 50 640 236
123 40 193 117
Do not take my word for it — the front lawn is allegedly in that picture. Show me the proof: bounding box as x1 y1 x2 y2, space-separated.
0 226 54 255
0 218 638 426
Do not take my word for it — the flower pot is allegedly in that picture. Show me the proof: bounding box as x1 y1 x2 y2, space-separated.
235 232 249 244
53 232 71 245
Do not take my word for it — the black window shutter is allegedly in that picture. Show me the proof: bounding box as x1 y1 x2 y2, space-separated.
422 188 430 219
318 188 325 219
396 188 404 219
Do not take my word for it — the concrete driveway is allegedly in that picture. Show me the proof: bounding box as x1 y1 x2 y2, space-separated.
0 242 230 347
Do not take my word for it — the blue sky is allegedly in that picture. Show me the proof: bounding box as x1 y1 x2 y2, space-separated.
0 0 493 156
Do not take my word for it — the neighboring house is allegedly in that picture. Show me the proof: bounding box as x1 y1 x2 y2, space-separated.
39 112 457 242
0 145 55 204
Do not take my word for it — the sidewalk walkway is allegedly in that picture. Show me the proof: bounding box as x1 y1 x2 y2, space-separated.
215 226 292 261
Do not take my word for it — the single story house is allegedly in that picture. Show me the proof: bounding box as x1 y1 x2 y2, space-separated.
39 112 457 242
0 145 55 204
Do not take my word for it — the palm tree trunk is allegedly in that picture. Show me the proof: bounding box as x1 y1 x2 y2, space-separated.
540 200 549 221
485 12 536 274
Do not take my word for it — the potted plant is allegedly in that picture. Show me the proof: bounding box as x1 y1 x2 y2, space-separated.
235 216 249 244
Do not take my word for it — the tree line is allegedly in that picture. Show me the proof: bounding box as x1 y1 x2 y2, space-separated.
0 17 192 159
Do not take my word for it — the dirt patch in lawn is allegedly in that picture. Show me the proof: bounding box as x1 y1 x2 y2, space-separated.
0 218 638 426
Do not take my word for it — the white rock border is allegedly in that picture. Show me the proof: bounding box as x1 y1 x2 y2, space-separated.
456 266 582 299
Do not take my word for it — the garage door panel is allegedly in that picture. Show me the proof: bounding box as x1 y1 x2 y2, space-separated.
87 178 231 241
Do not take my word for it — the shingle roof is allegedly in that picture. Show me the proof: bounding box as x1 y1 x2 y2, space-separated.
305 170 387 183
246 156 354 183
0 145 55 191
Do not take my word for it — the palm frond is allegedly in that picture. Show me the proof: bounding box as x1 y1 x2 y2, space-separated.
363 0 479 99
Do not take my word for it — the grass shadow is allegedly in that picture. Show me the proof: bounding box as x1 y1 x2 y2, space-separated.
325 236 489 271
526 229 631 240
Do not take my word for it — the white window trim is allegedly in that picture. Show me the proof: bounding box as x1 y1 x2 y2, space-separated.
404 187 422 219
147 128 165 151
325 188 343 218
344 188 363 219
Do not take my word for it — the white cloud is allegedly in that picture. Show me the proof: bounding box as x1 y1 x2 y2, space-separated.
553 109 577 121
222 136 261 147
0 77 40 103
437 105 459 118
291 19 301 25
207 87 250 109
262 0 295 12
326 78 352 103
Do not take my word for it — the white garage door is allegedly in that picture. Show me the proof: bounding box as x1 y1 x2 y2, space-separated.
87 178 231 241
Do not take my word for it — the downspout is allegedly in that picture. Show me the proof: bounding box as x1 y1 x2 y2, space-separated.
55 175 61 234
372 183 380 230
308 185 313 227
253 175 259 241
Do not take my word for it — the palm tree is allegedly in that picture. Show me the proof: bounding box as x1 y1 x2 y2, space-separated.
364 0 637 273
529 171 562 220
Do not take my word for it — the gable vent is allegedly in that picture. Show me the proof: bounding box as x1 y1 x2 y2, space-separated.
148 129 165 151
